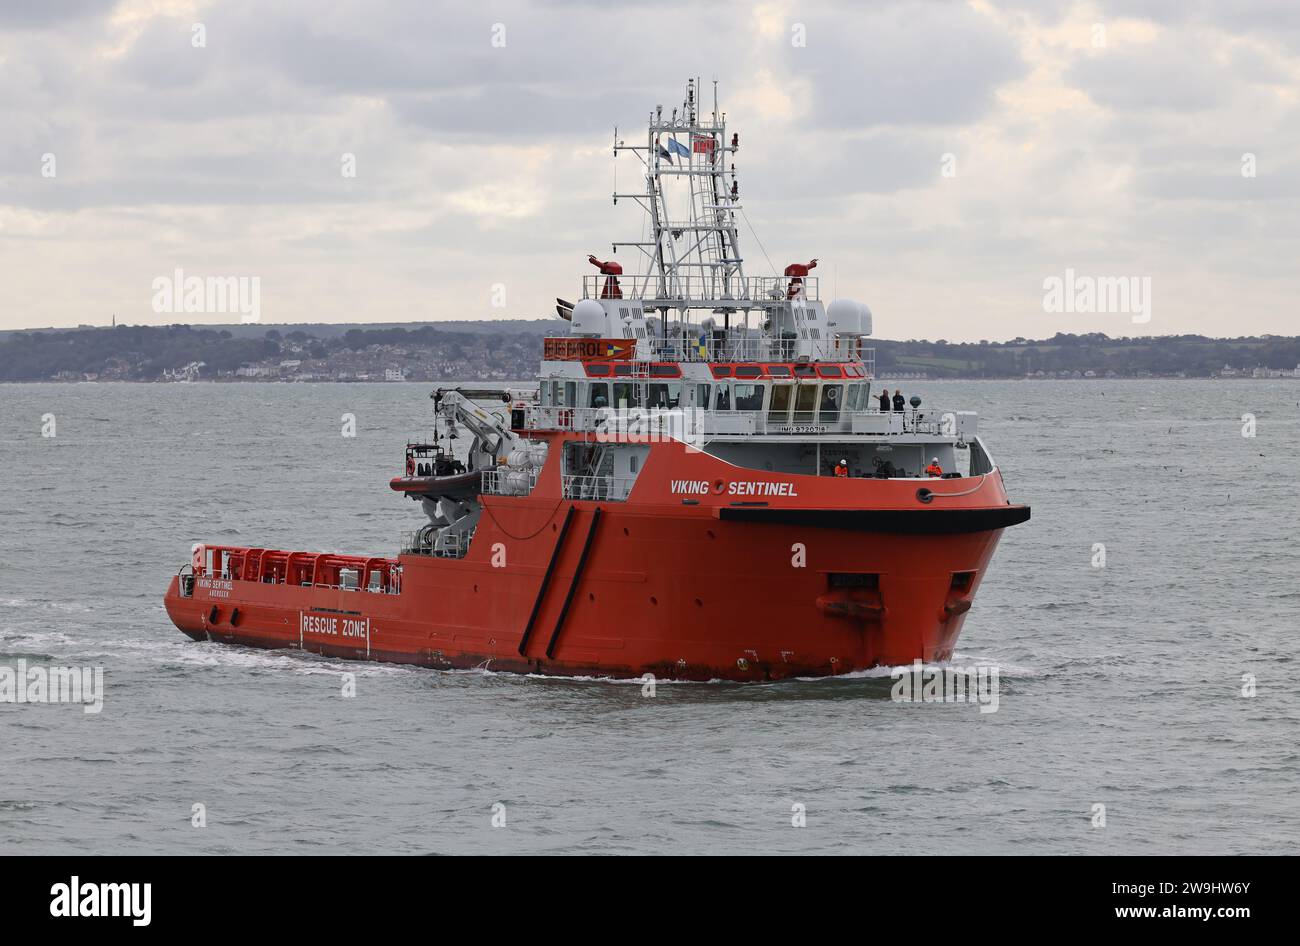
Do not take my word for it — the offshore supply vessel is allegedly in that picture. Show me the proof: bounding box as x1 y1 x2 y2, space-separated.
164 81 1030 681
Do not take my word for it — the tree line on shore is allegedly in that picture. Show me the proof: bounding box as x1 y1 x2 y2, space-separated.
0 323 1297 381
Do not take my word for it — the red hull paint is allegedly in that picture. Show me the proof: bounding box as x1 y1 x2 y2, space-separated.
164 438 1027 681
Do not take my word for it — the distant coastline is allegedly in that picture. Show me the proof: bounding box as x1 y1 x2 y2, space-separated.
1 322 1298 382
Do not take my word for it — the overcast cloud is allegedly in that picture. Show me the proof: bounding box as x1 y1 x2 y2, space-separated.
2 0 1298 340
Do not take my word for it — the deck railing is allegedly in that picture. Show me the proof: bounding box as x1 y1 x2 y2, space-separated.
525 405 960 439
582 273 819 304
561 474 637 502
481 468 540 496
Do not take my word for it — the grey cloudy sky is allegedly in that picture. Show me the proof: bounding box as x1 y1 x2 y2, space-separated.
2 0 1298 341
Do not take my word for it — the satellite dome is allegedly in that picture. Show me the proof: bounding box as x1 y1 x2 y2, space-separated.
571 299 607 337
827 299 872 336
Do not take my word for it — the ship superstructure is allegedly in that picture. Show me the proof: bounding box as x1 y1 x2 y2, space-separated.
164 82 1029 681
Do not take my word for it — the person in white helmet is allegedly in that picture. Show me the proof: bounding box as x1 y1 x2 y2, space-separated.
834 458 849 478
925 457 944 477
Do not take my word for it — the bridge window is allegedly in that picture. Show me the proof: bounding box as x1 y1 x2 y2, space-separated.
794 383 818 421
768 383 793 422
715 383 731 410
734 383 764 411
819 384 843 421
841 384 856 411
588 382 609 408
696 384 711 409
646 382 681 409
613 382 641 409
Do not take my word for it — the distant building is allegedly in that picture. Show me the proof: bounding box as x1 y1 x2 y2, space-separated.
235 364 276 378
162 361 205 381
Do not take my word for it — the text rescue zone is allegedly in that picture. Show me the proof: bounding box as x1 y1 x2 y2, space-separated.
301 613 370 638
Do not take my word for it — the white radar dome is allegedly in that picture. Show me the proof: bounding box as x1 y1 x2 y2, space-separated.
571 299 607 337
826 298 873 336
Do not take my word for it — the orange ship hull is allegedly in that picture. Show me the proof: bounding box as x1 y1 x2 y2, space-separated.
163 438 1029 681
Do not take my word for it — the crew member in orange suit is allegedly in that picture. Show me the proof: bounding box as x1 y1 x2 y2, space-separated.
925 457 944 477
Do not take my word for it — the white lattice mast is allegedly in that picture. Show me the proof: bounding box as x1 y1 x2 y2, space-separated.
612 78 746 317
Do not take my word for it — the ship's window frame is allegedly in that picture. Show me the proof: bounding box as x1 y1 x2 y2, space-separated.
612 382 641 409
818 383 843 422
646 382 681 410
844 383 863 412
735 365 762 379
588 381 609 408
767 382 793 422
733 382 765 412
695 384 711 409
564 381 577 407
714 382 731 411
793 382 818 422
